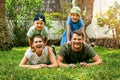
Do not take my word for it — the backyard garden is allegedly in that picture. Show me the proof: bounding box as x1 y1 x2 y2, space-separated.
0 0 120 80
0 46 120 80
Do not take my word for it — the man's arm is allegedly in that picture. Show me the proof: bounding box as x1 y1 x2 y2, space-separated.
57 54 76 68
80 54 103 67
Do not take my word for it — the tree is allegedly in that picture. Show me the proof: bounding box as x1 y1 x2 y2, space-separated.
96 1 120 48
0 0 13 50
6 0 43 46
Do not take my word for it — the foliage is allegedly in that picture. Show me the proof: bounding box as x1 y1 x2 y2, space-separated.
96 1 120 39
6 0 43 46
0 46 120 80
44 0 71 36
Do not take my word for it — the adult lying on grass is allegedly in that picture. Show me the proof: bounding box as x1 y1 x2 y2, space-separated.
19 35 57 69
57 30 103 68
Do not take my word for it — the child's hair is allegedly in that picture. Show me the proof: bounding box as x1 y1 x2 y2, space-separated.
33 14 46 24
70 6 81 16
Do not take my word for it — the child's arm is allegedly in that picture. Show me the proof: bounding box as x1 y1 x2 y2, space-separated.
81 27 86 42
44 38 48 46
28 37 32 47
67 25 71 43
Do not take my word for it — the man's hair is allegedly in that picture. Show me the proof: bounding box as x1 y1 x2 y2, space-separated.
72 30 84 39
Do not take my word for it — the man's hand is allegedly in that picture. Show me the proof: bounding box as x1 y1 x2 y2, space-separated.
80 62 88 67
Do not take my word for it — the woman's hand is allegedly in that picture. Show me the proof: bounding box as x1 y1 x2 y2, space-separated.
39 64 48 68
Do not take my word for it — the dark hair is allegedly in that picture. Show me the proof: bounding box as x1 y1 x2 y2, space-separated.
72 30 84 39
33 14 46 24
31 35 44 43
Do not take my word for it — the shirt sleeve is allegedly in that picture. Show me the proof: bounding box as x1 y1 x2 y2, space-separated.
66 17 71 26
58 43 68 59
25 47 33 59
84 43 96 59
27 26 34 38
79 19 84 27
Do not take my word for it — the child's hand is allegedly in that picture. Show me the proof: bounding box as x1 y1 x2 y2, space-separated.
67 41 71 44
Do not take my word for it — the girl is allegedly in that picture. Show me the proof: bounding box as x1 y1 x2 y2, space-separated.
60 6 85 45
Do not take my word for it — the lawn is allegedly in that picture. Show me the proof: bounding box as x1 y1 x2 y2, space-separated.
0 46 120 80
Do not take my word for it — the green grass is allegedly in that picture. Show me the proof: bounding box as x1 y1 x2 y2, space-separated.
0 46 120 80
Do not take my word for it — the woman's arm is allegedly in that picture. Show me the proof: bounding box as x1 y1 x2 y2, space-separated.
47 47 57 67
19 56 41 69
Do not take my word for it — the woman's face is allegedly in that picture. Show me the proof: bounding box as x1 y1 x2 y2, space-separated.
71 13 80 23
34 20 44 31
32 37 44 50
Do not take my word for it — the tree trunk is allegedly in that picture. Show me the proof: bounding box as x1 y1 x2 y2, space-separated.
0 0 13 51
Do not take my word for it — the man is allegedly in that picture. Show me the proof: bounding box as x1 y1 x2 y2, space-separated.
57 30 103 68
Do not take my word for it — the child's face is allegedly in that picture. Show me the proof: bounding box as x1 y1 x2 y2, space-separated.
71 13 80 23
34 20 44 31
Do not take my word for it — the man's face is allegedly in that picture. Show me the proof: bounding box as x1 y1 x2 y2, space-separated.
71 33 83 51
71 13 80 23
32 37 44 50
34 20 44 31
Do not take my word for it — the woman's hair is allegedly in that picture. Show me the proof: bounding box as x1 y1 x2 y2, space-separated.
31 35 44 44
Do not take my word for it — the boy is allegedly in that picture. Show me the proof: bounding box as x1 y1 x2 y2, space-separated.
27 14 48 47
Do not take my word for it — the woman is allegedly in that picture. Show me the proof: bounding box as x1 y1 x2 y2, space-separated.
19 35 57 69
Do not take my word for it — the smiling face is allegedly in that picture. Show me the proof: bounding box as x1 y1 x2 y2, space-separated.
34 20 44 31
32 36 44 50
71 13 80 23
71 32 83 52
